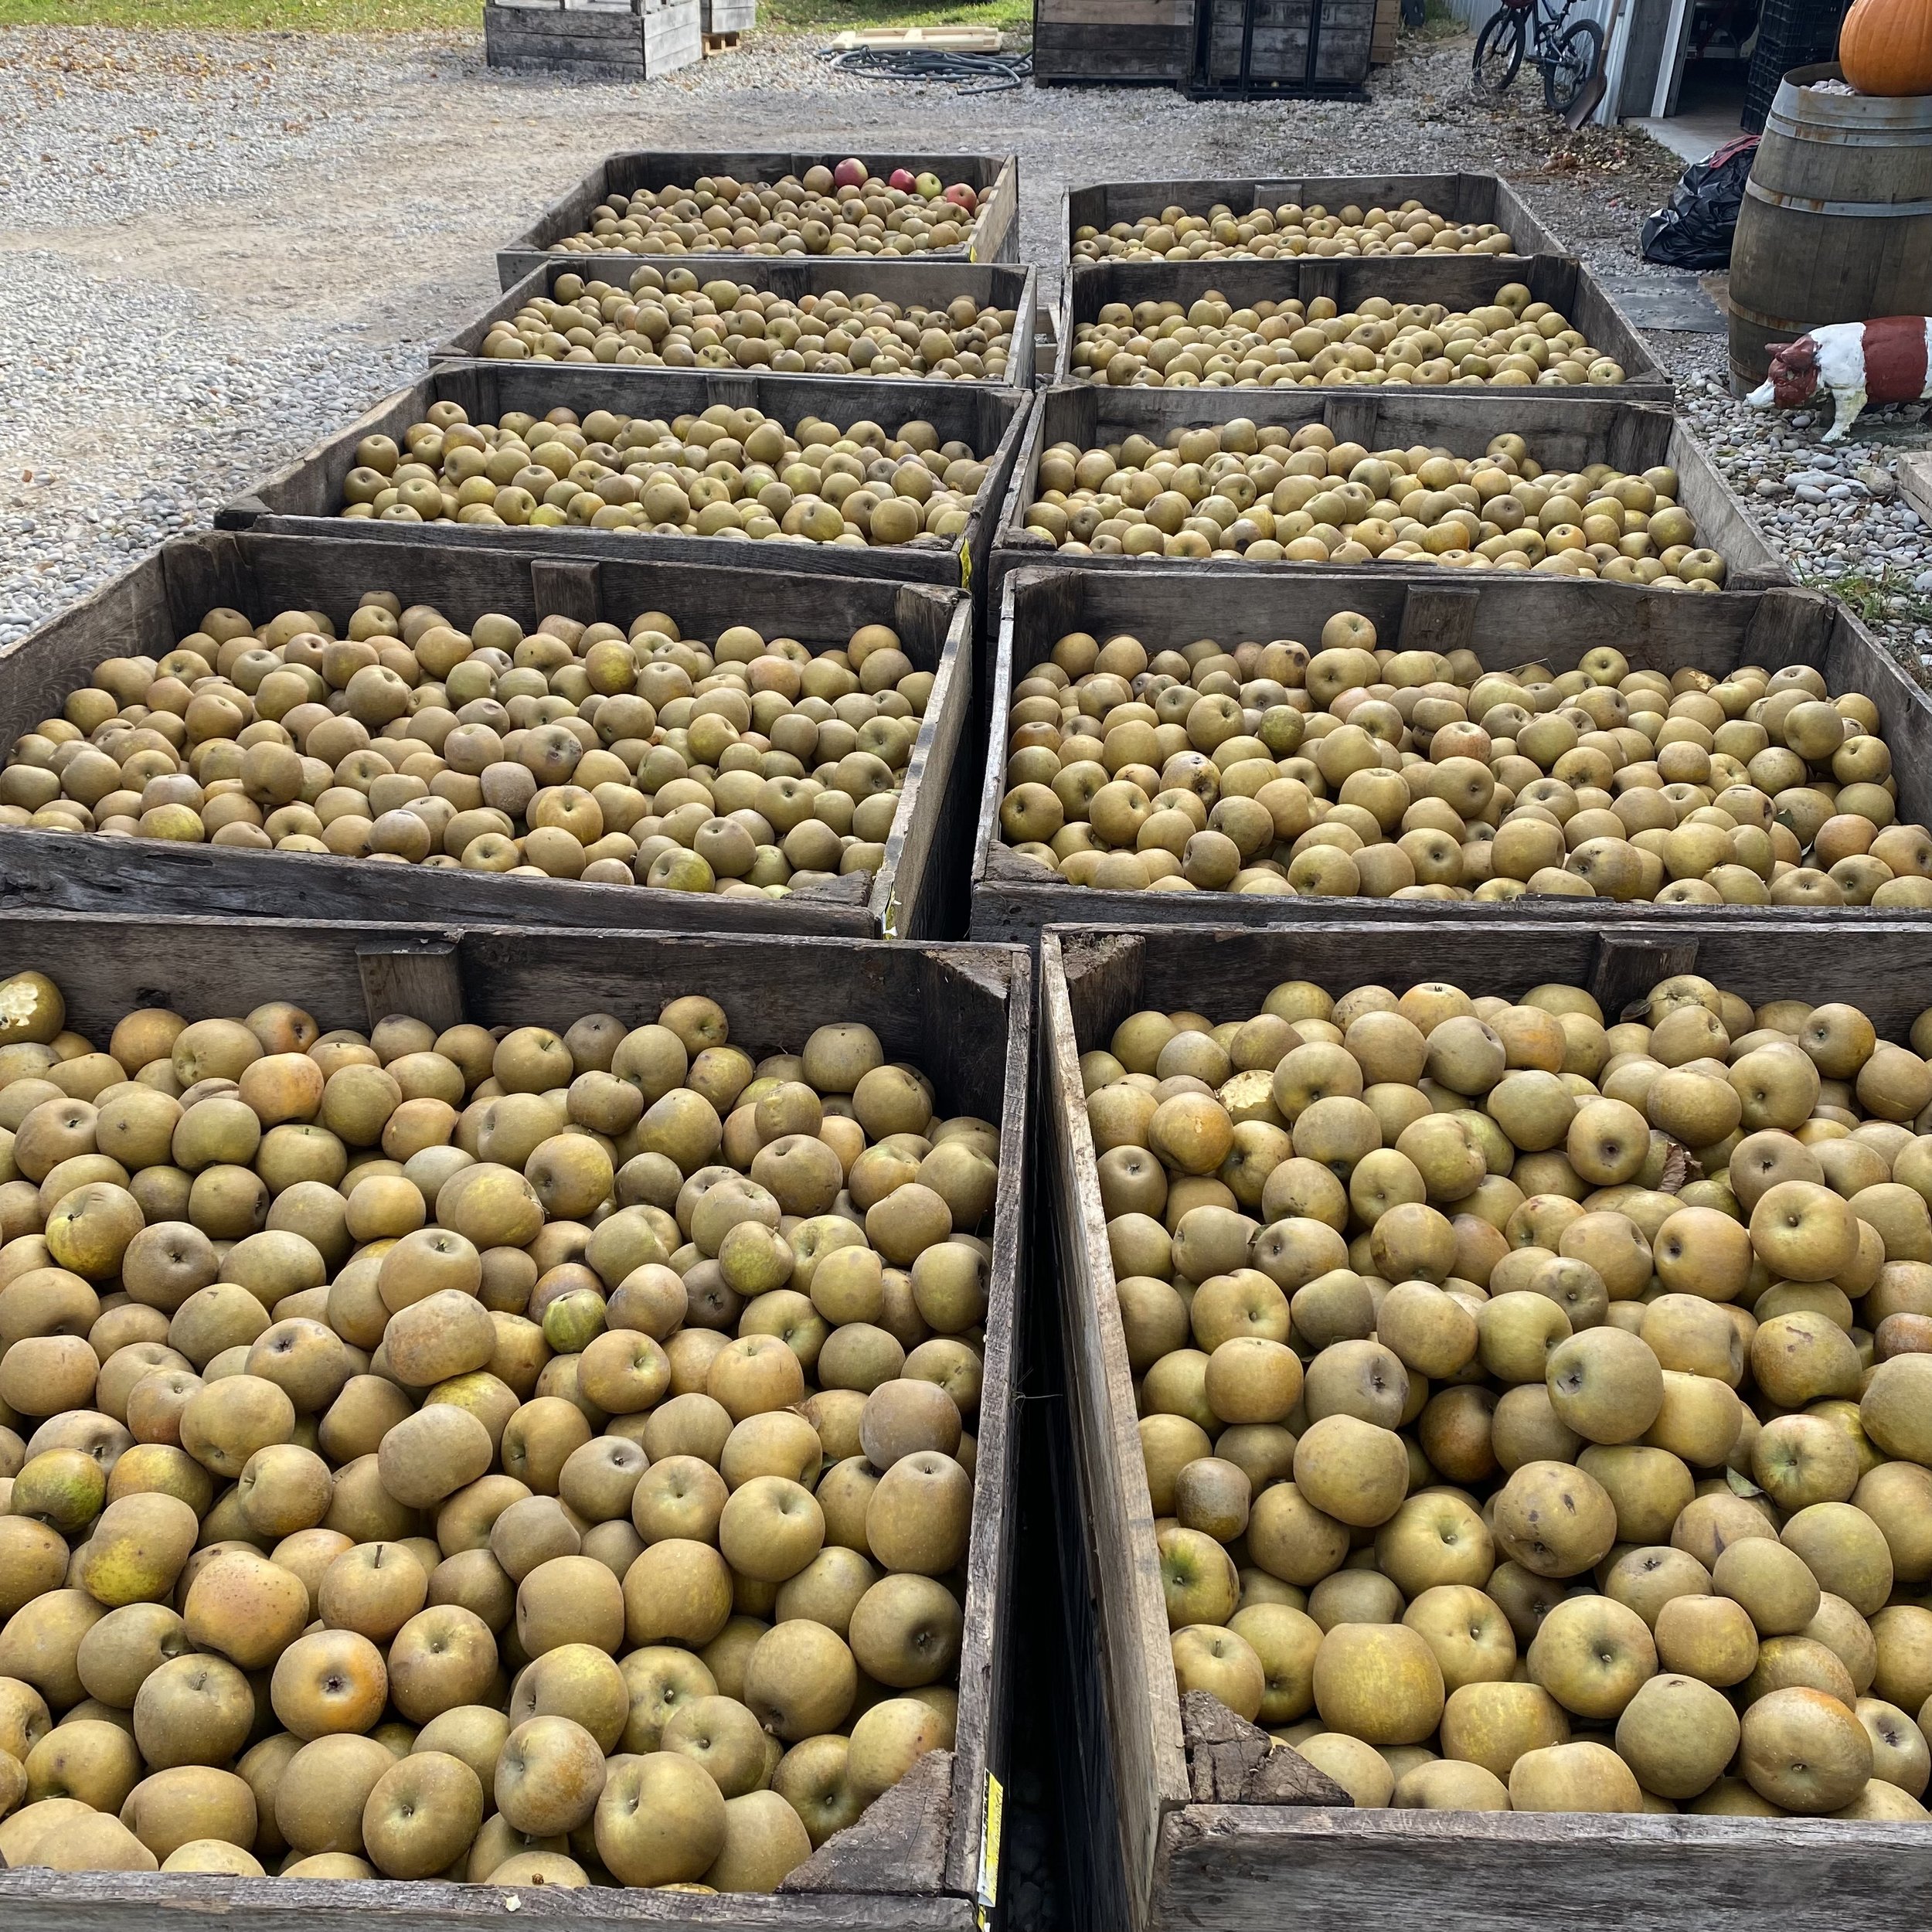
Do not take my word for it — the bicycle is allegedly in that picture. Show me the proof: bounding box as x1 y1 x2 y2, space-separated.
1471 0 1605 114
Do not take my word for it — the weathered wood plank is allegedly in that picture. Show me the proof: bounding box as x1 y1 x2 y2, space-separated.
1151 1805 1932 1932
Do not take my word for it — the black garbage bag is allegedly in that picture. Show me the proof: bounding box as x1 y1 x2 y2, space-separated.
1639 134 1760 270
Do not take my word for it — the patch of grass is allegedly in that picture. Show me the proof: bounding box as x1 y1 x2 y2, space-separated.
1797 563 1932 630
762 0 1029 29
0 0 1026 29
0 0 471 26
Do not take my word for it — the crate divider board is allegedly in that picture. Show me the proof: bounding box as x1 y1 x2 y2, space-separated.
986 384 1786 642
1040 915 1932 1932
1032 0 1198 84
434 255 1037 391
1053 253 1672 403
968 564 1932 941
1063 172 1570 265
0 529 975 941
0 909 1029 1931
497 151 1021 290
216 363 1032 631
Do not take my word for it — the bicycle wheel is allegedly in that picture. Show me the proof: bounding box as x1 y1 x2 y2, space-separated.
1472 5 1526 94
1544 15 1604 110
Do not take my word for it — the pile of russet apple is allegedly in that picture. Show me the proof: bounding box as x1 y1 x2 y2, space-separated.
1023 423 1726 581
0 967 995 1882
1085 969 1932 1815
0 592 931 897
995 617 1926 906
483 268 1017 383
1067 284 1628 390
549 164 986 260
336 400 988 548
1072 199 1517 264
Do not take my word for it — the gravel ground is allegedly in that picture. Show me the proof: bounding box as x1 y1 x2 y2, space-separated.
2 26 1928 663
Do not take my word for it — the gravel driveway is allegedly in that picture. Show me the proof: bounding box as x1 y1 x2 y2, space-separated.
2 27 1927 663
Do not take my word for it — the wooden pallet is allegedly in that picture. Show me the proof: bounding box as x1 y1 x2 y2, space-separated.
702 26 740 51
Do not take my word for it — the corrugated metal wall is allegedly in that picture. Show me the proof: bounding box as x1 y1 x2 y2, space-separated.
1446 0 1614 40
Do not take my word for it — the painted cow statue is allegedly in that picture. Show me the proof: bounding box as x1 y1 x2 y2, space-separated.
1747 317 1932 443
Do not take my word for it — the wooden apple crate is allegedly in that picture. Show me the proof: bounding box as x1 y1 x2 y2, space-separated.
1051 253 1673 406
433 255 1038 396
1032 0 1197 86
497 151 1022 291
1039 915 1932 1932
0 907 1031 1932
985 385 1787 643
968 563 1932 944
1063 172 1571 267
0 529 976 942
216 364 1032 628
483 0 702 79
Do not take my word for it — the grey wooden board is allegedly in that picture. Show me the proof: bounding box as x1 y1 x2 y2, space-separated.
1152 1806 1932 1931
1594 270 1727 334
214 364 1031 634
968 563 1932 944
1064 173 1568 264
0 909 1031 1932
1039 917 1932 1932
984 382 1788 652
0 529 971 941
433 254 1038 395
495 151 1022 291
1055 253 1673 401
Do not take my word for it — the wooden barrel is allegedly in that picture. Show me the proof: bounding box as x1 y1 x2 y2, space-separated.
1727 63 1932 389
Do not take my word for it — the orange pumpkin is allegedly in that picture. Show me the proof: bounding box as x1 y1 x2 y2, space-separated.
1838 0 1932 96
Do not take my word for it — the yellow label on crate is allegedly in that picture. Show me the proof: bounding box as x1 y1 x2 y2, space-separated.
960 546 973 590
977 1770 1004 1920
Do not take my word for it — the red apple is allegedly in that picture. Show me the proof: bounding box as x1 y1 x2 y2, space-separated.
833 158 867 189
944 183 978 214
889 168 917 192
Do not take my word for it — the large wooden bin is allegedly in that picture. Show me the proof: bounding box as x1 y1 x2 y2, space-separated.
1052 253 1672 406
215 364 1031 628
434 257 1039 392
987 385 1786 631
0 529 975 941
1065 172 1570 265
0 910 1032 1932
1039 916 1932 1932
968 564 1932 942
1032 0 1197 84
498 151 1022 291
